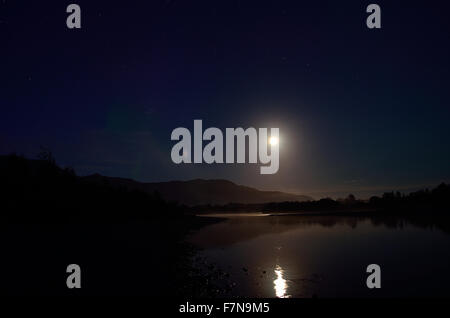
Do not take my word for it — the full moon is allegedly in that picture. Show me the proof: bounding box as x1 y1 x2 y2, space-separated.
269 136 279 146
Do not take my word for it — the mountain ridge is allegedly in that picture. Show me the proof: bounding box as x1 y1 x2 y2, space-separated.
81 174 313 206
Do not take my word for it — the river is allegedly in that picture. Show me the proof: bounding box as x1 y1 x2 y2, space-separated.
188 213 450 297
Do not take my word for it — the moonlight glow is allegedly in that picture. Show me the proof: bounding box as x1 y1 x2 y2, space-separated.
269 136 279 146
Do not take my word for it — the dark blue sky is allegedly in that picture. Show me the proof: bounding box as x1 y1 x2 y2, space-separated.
1 0 450 198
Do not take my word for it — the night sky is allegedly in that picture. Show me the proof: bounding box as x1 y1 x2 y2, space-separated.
1 0 450 198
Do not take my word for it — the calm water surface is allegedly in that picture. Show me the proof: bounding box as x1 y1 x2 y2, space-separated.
188 214 450 298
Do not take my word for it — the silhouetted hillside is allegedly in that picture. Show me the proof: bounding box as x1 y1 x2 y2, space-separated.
81 175 313 205
0 154 311 221
0 154 187 222
2 154 448 220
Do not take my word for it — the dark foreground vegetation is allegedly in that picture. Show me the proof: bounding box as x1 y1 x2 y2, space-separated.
0 153 192 223
1 153 219 296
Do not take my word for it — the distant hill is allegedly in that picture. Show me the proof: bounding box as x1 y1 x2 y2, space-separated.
81 174 313 206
